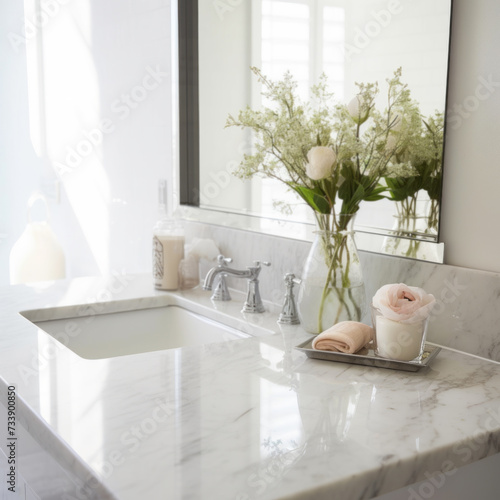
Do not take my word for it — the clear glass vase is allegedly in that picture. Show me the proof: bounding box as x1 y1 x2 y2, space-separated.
297 215 366 334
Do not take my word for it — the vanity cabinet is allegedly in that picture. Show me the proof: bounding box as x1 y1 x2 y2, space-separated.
374 453 500 500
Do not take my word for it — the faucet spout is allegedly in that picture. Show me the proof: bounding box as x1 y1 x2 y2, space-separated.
202 261 251 291
203 255 233 291
202 267 222 291
202 255 271 312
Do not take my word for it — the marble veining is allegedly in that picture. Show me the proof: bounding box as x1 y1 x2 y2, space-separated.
186 221 500 362
1 275 500 498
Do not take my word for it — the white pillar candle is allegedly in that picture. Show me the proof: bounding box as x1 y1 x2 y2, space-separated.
375 316 425 361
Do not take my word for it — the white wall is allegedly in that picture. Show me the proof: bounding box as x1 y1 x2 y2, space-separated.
0 0 172 286
440 0 500 273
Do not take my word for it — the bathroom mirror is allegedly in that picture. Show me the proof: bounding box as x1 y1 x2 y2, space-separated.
177 0 453 262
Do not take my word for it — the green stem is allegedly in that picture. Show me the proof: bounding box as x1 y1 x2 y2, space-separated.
316 229 353 331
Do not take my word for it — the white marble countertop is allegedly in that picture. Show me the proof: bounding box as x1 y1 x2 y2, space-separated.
2 273 500 499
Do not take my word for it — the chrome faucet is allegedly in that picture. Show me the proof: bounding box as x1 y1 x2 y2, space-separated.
203 255 271 313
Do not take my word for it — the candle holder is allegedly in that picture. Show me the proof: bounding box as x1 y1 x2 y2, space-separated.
371 305 429 362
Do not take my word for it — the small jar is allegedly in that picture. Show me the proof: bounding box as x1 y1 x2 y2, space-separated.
371 305 429 362
152 180 185 290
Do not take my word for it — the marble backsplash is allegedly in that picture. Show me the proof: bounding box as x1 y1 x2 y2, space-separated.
186 221 500 363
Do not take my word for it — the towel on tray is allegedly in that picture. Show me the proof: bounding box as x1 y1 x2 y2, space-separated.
312 321 374 354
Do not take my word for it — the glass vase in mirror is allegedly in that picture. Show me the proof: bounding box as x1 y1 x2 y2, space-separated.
381 199 440 261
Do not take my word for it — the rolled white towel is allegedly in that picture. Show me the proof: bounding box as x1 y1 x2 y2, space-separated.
312 321 374 354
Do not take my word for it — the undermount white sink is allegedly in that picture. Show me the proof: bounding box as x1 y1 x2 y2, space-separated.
33 305 251 360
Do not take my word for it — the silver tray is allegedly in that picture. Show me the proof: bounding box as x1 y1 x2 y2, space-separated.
295 339 441 372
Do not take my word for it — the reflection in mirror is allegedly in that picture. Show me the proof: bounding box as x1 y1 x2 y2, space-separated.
180 0 452 262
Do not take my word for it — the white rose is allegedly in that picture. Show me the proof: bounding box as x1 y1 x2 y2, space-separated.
305 146 337 181
347 95 370 125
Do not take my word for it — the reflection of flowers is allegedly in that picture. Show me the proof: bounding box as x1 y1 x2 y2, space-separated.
297 374 361 446
238 438 305 498
382 111 443 259
384 111 444 232
372 283 435 323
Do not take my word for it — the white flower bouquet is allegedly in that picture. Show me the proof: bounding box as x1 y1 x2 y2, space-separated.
226 67 425 332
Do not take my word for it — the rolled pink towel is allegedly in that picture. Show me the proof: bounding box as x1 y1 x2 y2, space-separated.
312 321 374 354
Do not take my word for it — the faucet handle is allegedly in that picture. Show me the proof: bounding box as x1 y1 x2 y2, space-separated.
284 273 301 286
252 260 271 268
248 260 271 280
217 255 232 266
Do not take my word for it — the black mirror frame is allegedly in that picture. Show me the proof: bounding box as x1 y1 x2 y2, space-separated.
178 0 199 205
